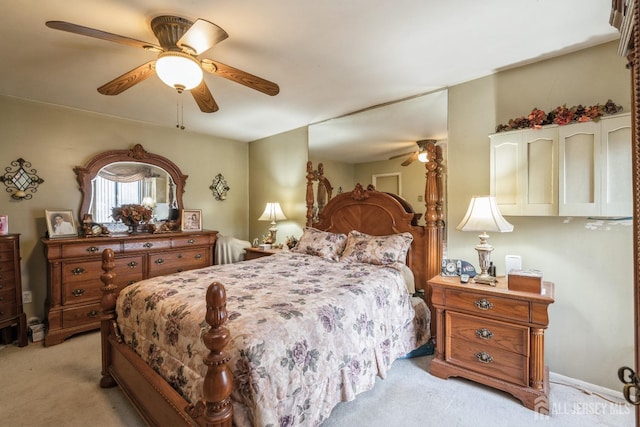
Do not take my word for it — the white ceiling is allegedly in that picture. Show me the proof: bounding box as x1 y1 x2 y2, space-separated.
0 1 619 161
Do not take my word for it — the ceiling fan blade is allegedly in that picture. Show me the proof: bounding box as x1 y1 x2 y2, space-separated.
401 152 419 166
190 80 219 113
177 19 228 55
45 21 162 52
97 61 156 95
201 59 279 96
388 150 417 160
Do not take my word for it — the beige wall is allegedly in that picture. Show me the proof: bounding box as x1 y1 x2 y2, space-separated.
0 96 249 322
248 127 307 244
447 41 633 390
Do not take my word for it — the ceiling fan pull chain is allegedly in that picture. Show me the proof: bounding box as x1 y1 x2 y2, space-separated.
176 92 185 130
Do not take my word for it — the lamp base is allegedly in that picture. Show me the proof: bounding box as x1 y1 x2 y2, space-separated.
473 273 497 286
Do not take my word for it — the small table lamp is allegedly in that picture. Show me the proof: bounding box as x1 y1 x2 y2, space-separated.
258 202 287 244
456 196 513 285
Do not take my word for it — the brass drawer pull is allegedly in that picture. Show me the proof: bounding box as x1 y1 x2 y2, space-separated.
127 280 136 285
475 351 493 364
177 268 183 273
474 298 493 310
178 254 183 259
87 310 99 317
86 246 100 253
71 267 86 275
195 253 202 259
475 328 494 340
127 261 138 268
188 239 195 244
143 242 153 248
155 258 164 264
71 288 85 297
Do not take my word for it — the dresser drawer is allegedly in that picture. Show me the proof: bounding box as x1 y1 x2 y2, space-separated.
444 289 530 323
123 239 171 252
447 311 529 356
0 260 16 276
62 303 102 329
148 248 210 277
62 241 122 258
172 234 214 248
62 255 144 303
0 248 16 262
446 337 529 386
0 288 17 319
0 271 17 289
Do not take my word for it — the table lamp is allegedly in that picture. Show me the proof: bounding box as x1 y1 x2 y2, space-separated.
258 202 287 244
456 195 513 285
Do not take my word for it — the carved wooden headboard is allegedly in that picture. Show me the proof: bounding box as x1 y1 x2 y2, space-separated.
309 141 445 335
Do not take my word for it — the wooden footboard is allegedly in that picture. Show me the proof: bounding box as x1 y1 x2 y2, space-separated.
99 248 233 426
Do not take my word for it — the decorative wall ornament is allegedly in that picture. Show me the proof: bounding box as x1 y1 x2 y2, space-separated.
0 158 45 200
210 174 230 201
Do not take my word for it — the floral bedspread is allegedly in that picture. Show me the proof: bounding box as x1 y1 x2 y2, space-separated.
115 251 430 426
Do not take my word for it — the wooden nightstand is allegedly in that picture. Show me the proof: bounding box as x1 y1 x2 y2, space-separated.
244 247 281 260
428 274 554 413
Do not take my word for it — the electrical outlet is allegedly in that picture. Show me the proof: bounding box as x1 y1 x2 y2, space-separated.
22 291 32 304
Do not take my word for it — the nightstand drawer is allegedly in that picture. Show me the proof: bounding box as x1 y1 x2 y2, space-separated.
447 337 528 386
445 289 530 323
447 311 529 356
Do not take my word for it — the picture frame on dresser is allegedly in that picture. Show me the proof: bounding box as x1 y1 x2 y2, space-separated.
0 214 7 235
45 209 77 238
181 209 202 231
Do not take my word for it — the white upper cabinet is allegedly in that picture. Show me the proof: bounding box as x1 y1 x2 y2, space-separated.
559 113 631 217
490 127 558 216
490 113 631 217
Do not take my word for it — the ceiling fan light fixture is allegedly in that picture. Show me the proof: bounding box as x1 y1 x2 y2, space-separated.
155 51 203 91
417 152 429 163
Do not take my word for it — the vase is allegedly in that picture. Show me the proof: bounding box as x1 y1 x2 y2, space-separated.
128 224 139 234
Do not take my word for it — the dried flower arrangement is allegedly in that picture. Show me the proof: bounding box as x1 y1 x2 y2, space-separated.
112 204 152 225
495 99 623 133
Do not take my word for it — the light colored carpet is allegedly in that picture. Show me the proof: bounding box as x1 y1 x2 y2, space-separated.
0 331 633 426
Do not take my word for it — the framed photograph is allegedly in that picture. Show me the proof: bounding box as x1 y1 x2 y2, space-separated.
181 209 202 232
45 209 78 238
0 215 7 235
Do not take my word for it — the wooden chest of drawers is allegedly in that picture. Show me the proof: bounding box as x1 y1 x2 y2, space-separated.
42 230 217 346
429 274 554 413
0 234 27 347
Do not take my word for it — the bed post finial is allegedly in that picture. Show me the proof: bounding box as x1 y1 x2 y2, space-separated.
188 282 233 426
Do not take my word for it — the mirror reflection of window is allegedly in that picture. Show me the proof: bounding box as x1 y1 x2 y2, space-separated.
90 162 172 223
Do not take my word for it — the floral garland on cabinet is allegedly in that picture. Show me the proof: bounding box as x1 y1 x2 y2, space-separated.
495 99 623 133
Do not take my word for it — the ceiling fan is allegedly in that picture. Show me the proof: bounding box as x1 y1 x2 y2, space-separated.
388 139 436 166
45 15 280 113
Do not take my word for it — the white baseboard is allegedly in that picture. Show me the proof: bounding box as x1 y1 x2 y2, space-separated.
550 371 625 401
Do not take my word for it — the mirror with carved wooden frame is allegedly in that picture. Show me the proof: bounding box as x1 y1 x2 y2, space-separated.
74 144 188 226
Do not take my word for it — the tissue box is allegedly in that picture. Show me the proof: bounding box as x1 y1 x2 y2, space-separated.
508 269 543 293
28 323 45 343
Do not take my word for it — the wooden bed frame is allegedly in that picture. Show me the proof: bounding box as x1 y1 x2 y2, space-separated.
98 141 444 426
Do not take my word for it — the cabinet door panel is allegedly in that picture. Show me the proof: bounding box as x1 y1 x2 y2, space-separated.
490 133 521 215
601 116 632 216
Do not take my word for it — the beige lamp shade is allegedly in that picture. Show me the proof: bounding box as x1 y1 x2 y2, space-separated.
456 196 513 233
258 202 287 223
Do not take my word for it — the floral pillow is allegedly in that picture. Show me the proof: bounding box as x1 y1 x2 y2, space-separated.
340 230 413 267
291 227 348 261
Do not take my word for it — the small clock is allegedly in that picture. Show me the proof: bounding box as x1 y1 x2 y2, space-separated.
441 259 461 276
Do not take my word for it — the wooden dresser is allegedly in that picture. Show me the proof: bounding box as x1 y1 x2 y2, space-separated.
0 234 27 347
42 230 218 346
429 274 554 413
